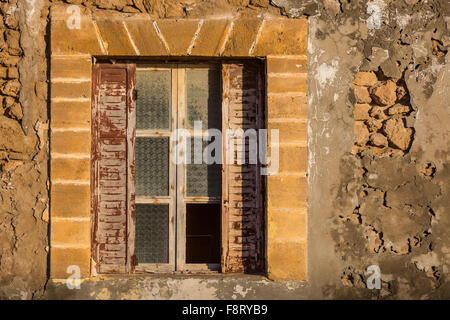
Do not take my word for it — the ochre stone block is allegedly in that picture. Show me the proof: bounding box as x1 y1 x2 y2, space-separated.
384 118 413 150
267 175 307 209
222 18 262 56
51 158 90 181
267 241 307 280
278 145 307 173
51 130 91 155
268 210 307 241
51 247 91 279
352 71 378 87
156 20 200 55
51 5 103 55
125 20 168 55
51 81 91 100
95 20 136 55
254 18 307 56
267 57 307 74
353 103 371 121
51 57 91 79
353 86 372 104
190 19 230 56
370 80 397 106
268 121 307 143
51 184 90 218
51 220 90 246
267 94 308 119
267 74 307 93
354 121 370 146
51 101 91 129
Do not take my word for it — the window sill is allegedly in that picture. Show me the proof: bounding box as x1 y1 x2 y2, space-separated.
66 272 270 282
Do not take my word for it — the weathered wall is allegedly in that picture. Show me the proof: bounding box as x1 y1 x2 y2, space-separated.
0 0 449 299
0 0 49 299
307 0 450 299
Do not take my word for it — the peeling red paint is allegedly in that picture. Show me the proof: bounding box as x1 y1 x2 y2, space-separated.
222 62 265 273
92 63 136 274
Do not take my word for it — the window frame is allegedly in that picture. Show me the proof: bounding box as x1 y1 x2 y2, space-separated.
50 7 309 281
133 64 178 273
134 63 222 273
176 64 222 272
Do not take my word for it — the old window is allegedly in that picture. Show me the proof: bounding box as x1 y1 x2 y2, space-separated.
92 61 264 274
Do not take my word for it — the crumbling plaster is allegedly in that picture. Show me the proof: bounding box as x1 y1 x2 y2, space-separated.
308 0 450 299
0 0 449 299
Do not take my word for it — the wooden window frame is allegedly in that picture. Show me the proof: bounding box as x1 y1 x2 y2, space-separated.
92 60 265 275
176 64 222 272
134 62 223 273
133 64 178 273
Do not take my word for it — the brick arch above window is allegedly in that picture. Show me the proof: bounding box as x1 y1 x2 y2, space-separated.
49 4 308 281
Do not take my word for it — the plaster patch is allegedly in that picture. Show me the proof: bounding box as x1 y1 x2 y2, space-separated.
233 284 251 298
412 252 439 272
396 13 411 28
315 60 339 90
366 0 387 30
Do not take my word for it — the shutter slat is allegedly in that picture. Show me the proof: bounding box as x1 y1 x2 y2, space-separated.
222 62 265 273
92 64 136 274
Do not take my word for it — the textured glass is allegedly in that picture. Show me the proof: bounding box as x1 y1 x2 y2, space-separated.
135 204 169 264
136 69 171 130
186 69 221 130
186 138 222 197
136 137 169 196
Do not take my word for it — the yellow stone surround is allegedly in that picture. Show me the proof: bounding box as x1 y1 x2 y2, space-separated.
50 4 308 281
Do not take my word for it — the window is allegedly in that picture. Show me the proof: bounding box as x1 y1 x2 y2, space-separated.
92 61 265 274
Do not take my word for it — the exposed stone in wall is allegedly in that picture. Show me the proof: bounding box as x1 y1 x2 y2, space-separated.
352 70 415 157
56 0 279 18
270 0 318 17
0 0 49 299
307 0 449 299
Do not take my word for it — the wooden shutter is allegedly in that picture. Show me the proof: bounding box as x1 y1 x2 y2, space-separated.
91 63 136 274
222 61 265 273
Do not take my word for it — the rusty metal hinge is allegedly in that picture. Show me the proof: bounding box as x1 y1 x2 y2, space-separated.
132 89 138 102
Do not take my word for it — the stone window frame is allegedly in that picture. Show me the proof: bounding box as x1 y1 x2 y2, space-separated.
49 4 308 281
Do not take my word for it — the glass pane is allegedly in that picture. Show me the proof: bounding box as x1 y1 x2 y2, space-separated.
136 69 171 130
135 204 169 264
186 68 221 131
186 138 222 197
186 204 221 263
136 137 169 197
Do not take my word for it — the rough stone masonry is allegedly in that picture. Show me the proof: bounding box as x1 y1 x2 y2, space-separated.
0 0 449 299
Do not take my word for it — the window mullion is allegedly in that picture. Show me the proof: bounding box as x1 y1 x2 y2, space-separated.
176 66 186 271
169 66 179 270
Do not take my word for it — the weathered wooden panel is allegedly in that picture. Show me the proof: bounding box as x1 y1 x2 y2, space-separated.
92 63 136 274
222 62 265 273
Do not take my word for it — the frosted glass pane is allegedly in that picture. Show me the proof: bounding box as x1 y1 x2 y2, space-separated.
136 69 171 130
135 204 169 264
186 138 221 197
136 137 169 196
186 69 221 130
